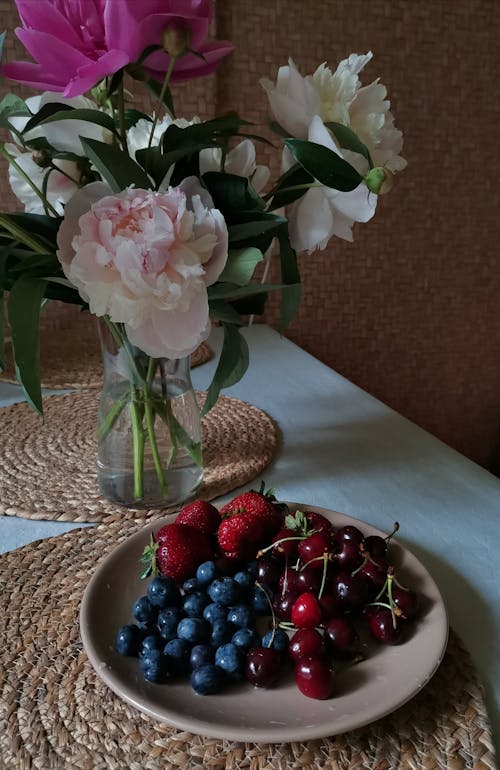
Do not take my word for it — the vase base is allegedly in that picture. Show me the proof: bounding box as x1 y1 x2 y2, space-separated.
98 466 203 509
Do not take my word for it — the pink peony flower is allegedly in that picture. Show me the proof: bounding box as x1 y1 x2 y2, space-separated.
1 0 233 97
56 180 228 359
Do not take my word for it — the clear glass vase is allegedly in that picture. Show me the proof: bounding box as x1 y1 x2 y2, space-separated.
96 317 203 508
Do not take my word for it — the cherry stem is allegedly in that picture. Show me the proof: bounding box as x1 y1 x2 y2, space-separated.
280 555 289 597
317 552 329 600
257 535 305 558
300 553 330 571
255 580 278 630
352 553 369 576
385 521 400 544
386 571 397 629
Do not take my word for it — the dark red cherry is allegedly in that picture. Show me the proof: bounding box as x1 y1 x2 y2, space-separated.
256 556 282 589
363 535 387 560
318 593 341 621
298 532 331 568
367 608 404 645
271 528 300 559
278 568 302 595
291 592 322 629
333 572 369 610
295 656 335 699
245 647 282 687
295 567 322 594
289 628 326 662
356 556 388 598
392 585 419 620
332 541 363 572
304 511 335 537
274 590 300 621
334 525 364 545
324 616 360 659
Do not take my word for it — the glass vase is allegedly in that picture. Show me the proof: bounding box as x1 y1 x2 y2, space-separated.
96 317 203 508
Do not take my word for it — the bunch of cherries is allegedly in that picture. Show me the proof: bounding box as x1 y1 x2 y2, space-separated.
116 508 420 699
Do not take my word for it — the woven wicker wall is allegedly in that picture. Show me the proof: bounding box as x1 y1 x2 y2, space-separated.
1 0 499 471
216 0 500 472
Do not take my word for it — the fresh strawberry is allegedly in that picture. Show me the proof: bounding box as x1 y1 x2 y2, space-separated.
217 513 265 559
219 483 285 537
140 523 213 582
175 499 221 535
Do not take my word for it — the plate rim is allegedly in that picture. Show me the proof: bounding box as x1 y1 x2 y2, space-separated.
80 502 449 742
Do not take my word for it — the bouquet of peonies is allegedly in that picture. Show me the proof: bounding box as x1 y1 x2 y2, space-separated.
0 0 405 505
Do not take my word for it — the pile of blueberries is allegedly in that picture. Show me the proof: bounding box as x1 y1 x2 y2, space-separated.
115 560 287 694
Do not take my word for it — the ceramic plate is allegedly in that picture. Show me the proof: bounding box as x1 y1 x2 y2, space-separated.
80 503 448 742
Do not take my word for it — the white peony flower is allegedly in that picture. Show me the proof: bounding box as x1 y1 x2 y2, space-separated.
199 138 270 193
285 116 377 253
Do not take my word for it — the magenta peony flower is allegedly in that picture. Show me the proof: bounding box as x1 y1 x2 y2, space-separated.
56 181 228 359
1 0 233 97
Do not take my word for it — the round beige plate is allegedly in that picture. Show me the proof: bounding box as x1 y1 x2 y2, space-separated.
79 504 448 742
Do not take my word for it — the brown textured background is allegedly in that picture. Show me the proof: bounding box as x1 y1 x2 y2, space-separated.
1 0 499 472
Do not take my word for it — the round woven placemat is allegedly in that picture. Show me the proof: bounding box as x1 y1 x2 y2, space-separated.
0 390 279 522
0 522 496 770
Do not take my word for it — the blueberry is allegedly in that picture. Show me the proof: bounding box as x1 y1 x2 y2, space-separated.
210 619 233 647
251 584 273 615
140 634 164 656
183 591 210 618
190 663 225 695
215 642 243 676
203 603 228 624
115 624 142 656
196 561 217 584
163 638 192 675
227 604 255 629
132 596 156 625
208 577 241 606
177 617 210 644
146 575 181 608
139 649 168 683
231 628 261 651
233 571 254 591
190 644 214 669
157 607 184 641
182 577 201 594
262 628 289 652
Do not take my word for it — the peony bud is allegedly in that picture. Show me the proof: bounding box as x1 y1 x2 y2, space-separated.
364 167 395 196
163 24 191 58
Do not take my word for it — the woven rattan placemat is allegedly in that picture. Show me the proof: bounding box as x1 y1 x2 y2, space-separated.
0 390 279 522
0 521 496 770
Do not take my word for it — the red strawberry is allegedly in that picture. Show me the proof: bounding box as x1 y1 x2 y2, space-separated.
218 513 265 559
140 523 213 582
219 484 284 537
176 500 221 535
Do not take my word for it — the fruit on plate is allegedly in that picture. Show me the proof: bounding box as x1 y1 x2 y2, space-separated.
140 523 214 582
120 488 422 699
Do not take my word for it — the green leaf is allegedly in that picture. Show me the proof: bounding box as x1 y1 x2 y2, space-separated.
276 226 301 330
267 163 315 210
8 275 47 414
0 31 5 62
201 324 249 415
134 146 171 188
208 300 244 325
170 415 203 467
269 119 291 139
146 79 176 118
228 215 286 245
202 172 265 219
207 281 292 301
0 93 30 130
22 102 73 133
24 106 117 136
124 109 152 130
219 247 263 286
324 122 373 168
284 138 363 192
79 137 152 192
